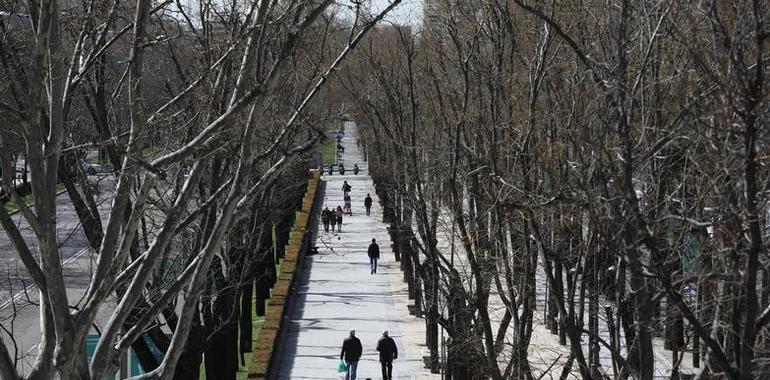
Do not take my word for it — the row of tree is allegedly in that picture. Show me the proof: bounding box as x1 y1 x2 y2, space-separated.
345 1 769 379
0 0 401 379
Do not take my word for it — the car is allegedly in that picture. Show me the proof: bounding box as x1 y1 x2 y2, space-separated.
79 159 108 175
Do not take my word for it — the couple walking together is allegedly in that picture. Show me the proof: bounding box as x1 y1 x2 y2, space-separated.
340 330 398 380
322 206 345 232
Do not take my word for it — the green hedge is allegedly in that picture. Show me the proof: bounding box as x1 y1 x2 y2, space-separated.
246 170 321 379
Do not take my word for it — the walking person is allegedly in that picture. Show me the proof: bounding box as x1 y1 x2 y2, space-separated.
339 163 346 175
342 180 351 195
376 331 398 380
330 208 338 232
364 194 373 216
368 238 380 274
344 193 352 215
340 330 362 380
336 206 344 232
322 206 331 232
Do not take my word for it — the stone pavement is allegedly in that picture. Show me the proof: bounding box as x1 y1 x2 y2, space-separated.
275 121 439 380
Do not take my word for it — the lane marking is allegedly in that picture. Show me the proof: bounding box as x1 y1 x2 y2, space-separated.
0 246 90 310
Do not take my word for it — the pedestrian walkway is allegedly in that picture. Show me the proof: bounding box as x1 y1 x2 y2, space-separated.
276 122 439 380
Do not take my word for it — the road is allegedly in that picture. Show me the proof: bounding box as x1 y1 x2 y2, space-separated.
0 174 115 374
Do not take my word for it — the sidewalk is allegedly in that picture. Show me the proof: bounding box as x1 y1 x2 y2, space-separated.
275 121 439 380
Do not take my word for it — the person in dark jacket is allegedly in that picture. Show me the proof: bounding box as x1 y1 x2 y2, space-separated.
342 180 352 195
368 238 380 274
376 330 398 380
353 163 360 175
321 206 331 232
340 330 363 380
336 206 344 232
330 206 338 232
364 194 373 216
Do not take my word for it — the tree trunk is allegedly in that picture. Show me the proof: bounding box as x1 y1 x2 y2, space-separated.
172 314 204 380
240 280 254 354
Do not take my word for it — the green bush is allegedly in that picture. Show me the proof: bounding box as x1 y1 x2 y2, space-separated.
245 172 321 379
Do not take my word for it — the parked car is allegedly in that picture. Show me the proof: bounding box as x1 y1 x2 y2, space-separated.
79 159 108 175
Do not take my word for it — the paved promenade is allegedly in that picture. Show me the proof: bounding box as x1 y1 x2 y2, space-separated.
276 122 439 380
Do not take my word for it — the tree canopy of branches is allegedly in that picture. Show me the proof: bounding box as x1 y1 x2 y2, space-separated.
344 1 769 379
0 0 402 379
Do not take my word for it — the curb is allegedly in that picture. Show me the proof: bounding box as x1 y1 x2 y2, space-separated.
4 187 68 216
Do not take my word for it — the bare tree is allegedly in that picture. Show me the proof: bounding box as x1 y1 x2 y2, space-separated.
0 0 403 378
350 1 770 379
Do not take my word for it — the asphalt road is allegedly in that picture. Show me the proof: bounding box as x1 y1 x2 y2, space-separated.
0 173 117 374
0 175 114 304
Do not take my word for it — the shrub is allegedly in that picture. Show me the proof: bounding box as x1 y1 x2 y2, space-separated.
0 181 32 204
264 303 284 321
246 171 321 378
272 280 291 297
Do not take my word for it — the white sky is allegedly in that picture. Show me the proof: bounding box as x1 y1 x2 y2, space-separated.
371 0 422 26
337 0 422 26
169 1 423 29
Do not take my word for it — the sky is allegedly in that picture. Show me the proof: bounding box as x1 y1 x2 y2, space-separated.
376 0 422 25
165 1 423 29
359 0 423 26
